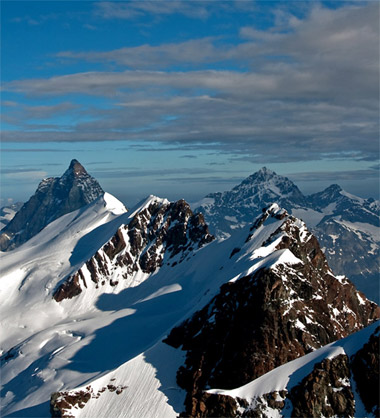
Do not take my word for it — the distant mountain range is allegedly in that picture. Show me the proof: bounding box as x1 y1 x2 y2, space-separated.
0 160 378 418
0 202 23 231
194 167 379 303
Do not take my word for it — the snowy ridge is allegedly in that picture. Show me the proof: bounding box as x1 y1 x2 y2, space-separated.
1 194 378 417
53 197 213 303
0 193 129 348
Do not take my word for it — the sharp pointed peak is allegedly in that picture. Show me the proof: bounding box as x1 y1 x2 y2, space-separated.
242 167 280 185
67 159 86 174
61 159 88 179
257 166 275 174
325 184 342 192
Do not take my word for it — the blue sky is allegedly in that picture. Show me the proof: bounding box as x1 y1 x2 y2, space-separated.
1 1 379 206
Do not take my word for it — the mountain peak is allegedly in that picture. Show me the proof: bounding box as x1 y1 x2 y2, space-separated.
325 184 342 193
64 159 87 178
258 166 274 175
246 167 276 183
0 161 104 251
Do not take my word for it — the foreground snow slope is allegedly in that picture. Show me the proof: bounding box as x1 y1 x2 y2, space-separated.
0 202 297 416
1 199 378 418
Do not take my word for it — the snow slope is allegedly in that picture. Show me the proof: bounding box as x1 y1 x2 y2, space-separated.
1 197 378 417
0 202 302 416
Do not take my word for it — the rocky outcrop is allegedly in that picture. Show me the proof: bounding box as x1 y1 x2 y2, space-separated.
50 390 91 417
290 354 355 417
54 198 213 302
188 325 380 418
50 380 128 417
0 159 104 251
351 326 380 417
164 206 379 417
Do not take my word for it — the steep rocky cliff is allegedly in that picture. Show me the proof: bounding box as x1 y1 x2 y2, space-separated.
0 159 104 251
164 205 379 417
54 197 213 302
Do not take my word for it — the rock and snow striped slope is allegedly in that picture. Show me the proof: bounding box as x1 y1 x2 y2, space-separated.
1 198 378 418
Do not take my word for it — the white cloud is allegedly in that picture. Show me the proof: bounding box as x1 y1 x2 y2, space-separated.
2 3 379 165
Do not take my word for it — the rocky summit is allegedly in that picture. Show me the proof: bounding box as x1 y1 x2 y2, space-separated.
0 159 104 251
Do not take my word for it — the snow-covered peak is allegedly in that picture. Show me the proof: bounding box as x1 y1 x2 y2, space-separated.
103 192 127 215
0 159 104 251
128 195 170 219
194 168 307 241
242 166 276 183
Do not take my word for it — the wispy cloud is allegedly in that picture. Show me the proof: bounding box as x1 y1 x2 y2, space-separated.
55 37 223 70
2 3 379 166
287 168 380 183
93 1 211 20
11 13 59 26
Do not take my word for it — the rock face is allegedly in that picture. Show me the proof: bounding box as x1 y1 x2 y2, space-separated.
195 326 379 418
290 354 355 418
164 205 379 417
53 197 214 302
194 167 380 303
0 160 104 251
351 326 380 417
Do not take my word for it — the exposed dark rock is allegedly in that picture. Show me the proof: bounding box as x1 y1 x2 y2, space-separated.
50 390 91 417
0 159 104 251
179 392 239 418
290 354 355 418
53 271 86 302
351 326 380 416
164 208 379 417
50 380 128 417
54 198 214 302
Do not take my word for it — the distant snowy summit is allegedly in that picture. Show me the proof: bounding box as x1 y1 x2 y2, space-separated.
0 202 23 231
0 159 105 251
194 167 380 303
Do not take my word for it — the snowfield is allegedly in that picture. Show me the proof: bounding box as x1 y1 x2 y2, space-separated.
0 193 378 418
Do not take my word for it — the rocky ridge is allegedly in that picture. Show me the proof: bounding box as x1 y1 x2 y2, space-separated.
54 196 213 302
164 205 379 417
201 324 379 418
0 159 104 251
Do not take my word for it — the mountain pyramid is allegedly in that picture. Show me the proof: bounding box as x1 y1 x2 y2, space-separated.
0 159 104 251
